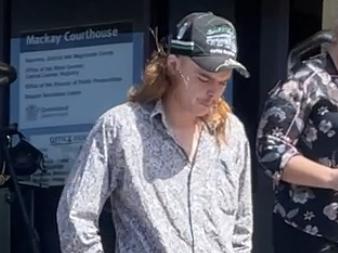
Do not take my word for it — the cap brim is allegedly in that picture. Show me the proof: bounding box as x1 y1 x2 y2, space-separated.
191 55 250 78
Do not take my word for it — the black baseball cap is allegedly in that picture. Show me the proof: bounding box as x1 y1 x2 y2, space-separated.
170 12 250 78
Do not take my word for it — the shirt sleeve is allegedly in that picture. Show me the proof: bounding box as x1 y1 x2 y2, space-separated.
256 72 316 183
57 114 120 253
232 130 253 253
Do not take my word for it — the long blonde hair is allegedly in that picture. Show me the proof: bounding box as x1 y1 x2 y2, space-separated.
128 48 232 145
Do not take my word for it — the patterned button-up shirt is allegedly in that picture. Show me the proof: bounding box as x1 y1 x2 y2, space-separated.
57 100 252 253
256 54 338 242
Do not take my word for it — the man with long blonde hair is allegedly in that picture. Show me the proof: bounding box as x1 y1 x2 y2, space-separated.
57 12 252 253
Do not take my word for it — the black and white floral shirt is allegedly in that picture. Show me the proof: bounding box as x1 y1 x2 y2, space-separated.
256 54 338 242
57 100 253 253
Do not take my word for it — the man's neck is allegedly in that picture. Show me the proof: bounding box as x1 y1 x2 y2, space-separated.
162 94 197 130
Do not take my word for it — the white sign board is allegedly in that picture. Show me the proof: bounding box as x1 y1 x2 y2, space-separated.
10 22 143 186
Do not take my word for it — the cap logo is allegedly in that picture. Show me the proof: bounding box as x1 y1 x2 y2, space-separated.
206 35 236 54
205 25 236 56
206 25 232 36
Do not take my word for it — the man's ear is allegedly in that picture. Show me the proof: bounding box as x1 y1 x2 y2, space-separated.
167 54 179 75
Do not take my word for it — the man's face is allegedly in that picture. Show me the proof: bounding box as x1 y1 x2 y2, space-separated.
170 56 232 117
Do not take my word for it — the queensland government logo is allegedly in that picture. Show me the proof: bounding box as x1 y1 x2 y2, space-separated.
25 104 40 121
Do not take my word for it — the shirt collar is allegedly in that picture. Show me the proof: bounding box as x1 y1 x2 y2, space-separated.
150 100 164 119
149 100 171 130
149 99 215 135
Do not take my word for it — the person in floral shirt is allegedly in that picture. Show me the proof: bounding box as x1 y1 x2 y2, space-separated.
256 25 338 253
